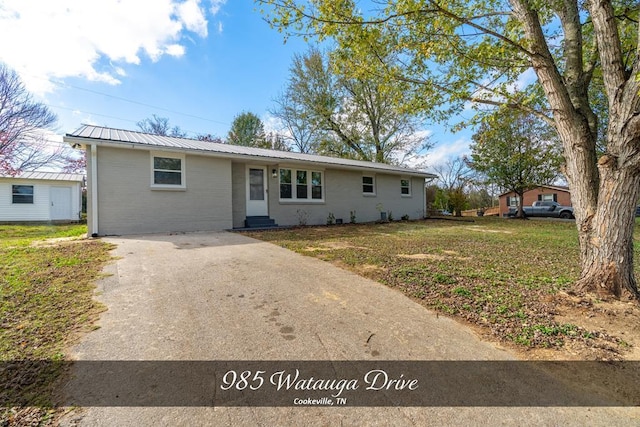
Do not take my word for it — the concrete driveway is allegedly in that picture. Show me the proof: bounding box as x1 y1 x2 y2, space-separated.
60 231 639 426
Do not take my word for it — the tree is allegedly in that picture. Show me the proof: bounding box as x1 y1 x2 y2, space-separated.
227 111 269 148
263 132 291 151
0 64 76 174
197 134 224 144
469 109 563 218
273 47 430 164
271 89 322 153
261 0 640 300
137 115 187 137
434 157 474 216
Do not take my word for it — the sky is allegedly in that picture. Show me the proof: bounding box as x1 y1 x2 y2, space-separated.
0 0 473 172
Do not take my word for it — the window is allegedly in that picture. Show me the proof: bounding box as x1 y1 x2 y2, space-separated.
12 185 34 204
401 179 411 196
362 176 375 194
280 169 292 199
279 168 323 201
507 196 520 207
151 154 185 188
296 170 307 199
311 172 322 200
540 193 557 202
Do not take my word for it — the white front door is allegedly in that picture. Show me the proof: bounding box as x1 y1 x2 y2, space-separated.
50 187 73 220
246 166 268 216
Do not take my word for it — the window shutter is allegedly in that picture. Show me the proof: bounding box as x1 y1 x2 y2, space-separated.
506 196 510 206
537 194 542 201
553 193 557 202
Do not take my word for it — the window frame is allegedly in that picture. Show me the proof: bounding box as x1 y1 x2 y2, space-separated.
12 185 34 204
279 167 324 202
400 178 412 197
150 152 186 190
507 196 520 207
362 175 376 195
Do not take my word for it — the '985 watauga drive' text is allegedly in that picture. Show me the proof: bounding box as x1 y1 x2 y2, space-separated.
220 369 418 398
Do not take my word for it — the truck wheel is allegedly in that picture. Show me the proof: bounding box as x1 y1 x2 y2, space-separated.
559 212 572 219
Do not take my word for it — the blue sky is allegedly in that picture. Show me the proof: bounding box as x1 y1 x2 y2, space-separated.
0 0 472 170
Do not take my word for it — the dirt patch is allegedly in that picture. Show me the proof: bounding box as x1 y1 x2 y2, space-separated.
304 241 369 251
353 263 386 277
552 293 640 360
464 226 513 234
31 236 85 247
398 252 470 261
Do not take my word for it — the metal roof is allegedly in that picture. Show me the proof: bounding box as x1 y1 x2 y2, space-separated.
0 171 84 182
64 125 436 178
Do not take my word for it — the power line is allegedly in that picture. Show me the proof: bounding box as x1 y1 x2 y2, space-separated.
46 104 208 138
49 78 230 127
20 72 231 132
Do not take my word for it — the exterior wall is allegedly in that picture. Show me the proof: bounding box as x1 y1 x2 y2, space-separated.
499 187 572 217
266 167 425 226
0 177 81 222
93 146 233 235
231 162 247 228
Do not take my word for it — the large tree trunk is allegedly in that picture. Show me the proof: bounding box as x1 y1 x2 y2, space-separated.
512 0 640 300
576 160 640 299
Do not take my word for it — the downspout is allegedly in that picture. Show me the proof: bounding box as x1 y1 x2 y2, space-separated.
90 144 99 237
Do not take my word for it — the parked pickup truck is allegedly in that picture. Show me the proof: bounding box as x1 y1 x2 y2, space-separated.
508 201 574 219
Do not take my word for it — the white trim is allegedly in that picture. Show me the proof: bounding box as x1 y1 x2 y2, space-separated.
278 167 325 203
11 184 34 204
90 144 98 236
246 165 269 216
150 152 186 190
400 178 412 197
362 174 376 196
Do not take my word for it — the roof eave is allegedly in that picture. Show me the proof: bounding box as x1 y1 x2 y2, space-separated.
64 135 436 179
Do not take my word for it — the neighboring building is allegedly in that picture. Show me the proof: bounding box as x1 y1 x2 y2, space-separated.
64 125 435 236
498 185 572 217
0 172 84 222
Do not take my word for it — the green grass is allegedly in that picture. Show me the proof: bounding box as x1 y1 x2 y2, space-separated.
245 217 634 352
0 224 113 423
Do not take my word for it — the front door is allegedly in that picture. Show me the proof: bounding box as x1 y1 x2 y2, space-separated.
246 166 268 216
50 186 72 220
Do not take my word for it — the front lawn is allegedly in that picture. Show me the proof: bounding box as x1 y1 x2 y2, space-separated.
0 224 113 424
244 217 640 360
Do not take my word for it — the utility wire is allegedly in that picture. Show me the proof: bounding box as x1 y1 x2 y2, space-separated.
49 78 230 127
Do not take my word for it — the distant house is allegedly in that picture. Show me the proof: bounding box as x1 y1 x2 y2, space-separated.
498 185 571 217
63 125 436 236
0 172 84 222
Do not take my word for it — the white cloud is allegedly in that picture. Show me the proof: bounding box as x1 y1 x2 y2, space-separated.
421 137 472 172
209 0 227 15
262 113 283 134
217 21 224 34
165 44 186 57
177 0 208 37
0 0 215 94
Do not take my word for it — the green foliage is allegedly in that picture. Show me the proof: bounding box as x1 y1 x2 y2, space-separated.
0 224 112 417
227 111 269 148
350 210 357 224
274 46 430 164
469 109 563 199
326 212 336 225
